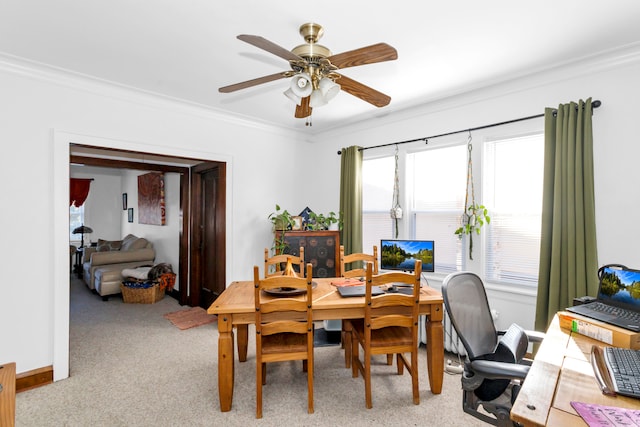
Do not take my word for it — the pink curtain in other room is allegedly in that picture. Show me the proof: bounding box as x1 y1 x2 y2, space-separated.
70 178 92 207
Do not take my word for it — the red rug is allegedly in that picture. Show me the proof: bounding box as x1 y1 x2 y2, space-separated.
164 307 217 330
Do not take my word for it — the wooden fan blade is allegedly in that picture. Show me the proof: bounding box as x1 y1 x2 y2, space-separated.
328 43 397 69
295 96 312 118
218 72 287 93
335 74 391 107
237 34 303 62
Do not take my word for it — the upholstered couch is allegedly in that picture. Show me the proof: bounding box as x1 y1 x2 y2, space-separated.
82 234 155 300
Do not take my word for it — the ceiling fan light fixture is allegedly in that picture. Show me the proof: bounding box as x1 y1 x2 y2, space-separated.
309 89 328 108
283 88 302 105
318 77 341 102
290 73 313 97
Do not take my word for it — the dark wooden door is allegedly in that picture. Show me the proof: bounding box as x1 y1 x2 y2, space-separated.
190 162 226 308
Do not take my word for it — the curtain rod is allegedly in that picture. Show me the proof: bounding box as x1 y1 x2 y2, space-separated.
337 99 601 155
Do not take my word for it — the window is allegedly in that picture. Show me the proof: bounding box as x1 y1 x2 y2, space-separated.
483 134 543 286
362 144 467 273
362 156 395 252
409 145 467 273
69 204 85 242
362 128 544 283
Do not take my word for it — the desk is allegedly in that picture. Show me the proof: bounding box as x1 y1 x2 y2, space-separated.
511 314 640 426
208 278 444 412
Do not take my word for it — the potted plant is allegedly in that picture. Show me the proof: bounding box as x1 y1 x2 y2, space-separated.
268 204 294 254
307 211 342 231
454 203 490 260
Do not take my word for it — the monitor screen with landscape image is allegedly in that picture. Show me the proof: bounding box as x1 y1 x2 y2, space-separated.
380 239 435 273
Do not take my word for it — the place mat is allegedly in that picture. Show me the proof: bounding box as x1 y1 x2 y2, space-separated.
164 307 217 330
263 281 318 296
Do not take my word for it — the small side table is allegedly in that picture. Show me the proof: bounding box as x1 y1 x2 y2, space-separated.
74 248 84 279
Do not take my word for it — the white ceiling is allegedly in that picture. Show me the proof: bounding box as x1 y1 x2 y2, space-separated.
2 1 640 134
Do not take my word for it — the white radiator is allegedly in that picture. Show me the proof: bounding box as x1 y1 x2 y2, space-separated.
443 309 467 356
419 309 498 357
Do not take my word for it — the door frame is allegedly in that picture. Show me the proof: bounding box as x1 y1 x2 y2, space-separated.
54 130 233 381
189 162 227 307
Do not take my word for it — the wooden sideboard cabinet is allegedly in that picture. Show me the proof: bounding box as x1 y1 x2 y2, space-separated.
276 230 341 278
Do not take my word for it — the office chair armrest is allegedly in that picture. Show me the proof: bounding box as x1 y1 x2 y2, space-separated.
524 330 545 343
497 328 545 343
469 360 530 380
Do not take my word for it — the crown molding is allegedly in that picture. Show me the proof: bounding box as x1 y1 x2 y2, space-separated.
0 52 308 140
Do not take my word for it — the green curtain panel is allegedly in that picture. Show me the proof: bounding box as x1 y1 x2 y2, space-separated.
339 146 363 255
535 98 598 331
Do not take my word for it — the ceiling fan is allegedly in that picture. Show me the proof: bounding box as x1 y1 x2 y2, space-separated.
219 23 398 121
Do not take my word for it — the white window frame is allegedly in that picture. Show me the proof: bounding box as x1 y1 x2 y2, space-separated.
362 119 545 288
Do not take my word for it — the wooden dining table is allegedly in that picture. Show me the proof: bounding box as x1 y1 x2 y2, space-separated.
207 277 444 412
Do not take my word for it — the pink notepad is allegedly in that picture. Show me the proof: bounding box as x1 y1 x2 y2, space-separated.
571 401 640 426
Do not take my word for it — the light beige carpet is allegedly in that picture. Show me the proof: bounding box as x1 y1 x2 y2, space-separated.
15 276 486 426
164 306 217 330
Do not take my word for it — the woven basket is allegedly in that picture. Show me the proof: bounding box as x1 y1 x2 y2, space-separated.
120 283 165 304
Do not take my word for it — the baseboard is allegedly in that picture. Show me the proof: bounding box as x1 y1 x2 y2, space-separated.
16 365 53 393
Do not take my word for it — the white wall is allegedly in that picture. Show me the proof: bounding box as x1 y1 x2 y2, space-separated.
2 44 640 380
121 170 181 287
0 58 309 379
70 165 124 245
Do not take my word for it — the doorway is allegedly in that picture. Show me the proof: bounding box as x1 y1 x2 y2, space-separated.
54 133 232 382
70 147 226 307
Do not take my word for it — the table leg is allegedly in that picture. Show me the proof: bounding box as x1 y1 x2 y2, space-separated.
237 324 248 362
425 305 444 394
217 315 235 412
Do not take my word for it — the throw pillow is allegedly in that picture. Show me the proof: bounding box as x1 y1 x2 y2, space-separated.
96 239 122 252
127 238 149 251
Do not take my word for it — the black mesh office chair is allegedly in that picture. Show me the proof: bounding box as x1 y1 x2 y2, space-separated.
441 272 544 427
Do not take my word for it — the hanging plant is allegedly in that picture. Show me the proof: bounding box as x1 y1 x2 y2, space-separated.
454 132 490 260
455 203 490 259
390 145 403 238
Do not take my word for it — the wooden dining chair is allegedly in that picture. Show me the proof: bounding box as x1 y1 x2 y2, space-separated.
264 247 305 277
339 245 378 368
340 245 378 278
350 260 422 408
254 263 314 418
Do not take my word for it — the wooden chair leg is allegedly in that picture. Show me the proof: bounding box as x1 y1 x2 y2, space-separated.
307 357 314 414
262 362 267 385
343 321 352 368
386 354 393 365
411 349 419 404
351 333 360 378
364 348 372 409
256 361 263 418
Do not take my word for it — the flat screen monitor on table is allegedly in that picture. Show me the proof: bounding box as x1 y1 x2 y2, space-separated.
380 239 435 273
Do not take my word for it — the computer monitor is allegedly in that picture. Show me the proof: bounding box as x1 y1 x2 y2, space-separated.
380 239 435 273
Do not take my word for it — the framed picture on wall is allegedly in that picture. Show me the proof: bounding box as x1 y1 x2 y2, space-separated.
292 216 303 231
122 193 128 210
128 208 134 223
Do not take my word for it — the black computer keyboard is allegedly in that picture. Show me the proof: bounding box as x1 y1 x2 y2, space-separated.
604 347 640 398
591 302 640 323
